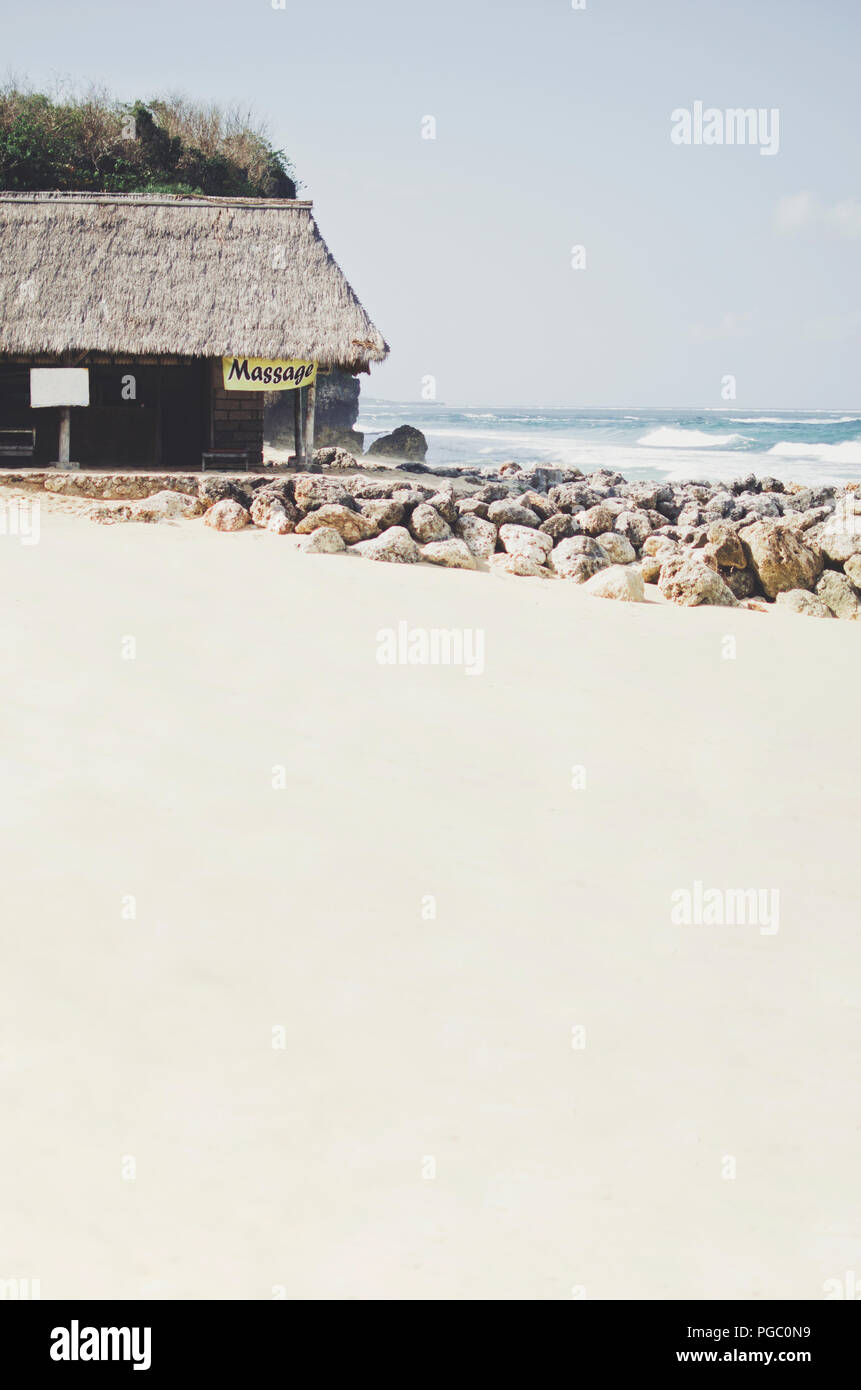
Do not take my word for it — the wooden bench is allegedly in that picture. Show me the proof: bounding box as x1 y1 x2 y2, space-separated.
0 428 36 462
201 449 248 473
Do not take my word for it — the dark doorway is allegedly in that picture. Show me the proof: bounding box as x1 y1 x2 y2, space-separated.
75 365 159 466
158 361 208 469
0 360 209 469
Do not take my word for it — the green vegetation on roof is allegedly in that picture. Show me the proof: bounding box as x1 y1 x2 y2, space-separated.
0 85 297 199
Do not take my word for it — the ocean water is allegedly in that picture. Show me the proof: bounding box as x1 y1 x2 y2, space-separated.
357 402 861 488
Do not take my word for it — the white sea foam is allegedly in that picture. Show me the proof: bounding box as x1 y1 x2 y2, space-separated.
423 426 550 445
638 428 750 449
730 416 860 425
768 439 861 465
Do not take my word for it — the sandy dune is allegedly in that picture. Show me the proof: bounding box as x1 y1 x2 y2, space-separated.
1 502 859 1300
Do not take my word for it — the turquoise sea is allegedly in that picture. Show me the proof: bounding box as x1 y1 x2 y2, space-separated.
357 402 861 487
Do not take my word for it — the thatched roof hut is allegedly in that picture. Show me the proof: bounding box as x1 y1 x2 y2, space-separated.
0 191 388 372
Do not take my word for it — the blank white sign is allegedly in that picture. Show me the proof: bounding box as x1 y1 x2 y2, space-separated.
30 368 90 408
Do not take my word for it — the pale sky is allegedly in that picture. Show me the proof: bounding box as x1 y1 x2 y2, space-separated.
3 0 859 406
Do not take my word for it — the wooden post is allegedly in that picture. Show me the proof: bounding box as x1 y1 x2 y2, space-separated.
58 407 71 467
294 386 304 465
303 378 316 465
154 367 163 470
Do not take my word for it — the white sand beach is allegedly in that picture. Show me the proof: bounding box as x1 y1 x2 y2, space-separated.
2 498 860 1301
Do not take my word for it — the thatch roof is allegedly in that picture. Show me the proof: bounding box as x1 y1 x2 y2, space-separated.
0 192 388 370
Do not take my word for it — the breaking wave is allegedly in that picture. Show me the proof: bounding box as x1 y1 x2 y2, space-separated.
638 428 751 449
768 439 861 465
731 416 860 425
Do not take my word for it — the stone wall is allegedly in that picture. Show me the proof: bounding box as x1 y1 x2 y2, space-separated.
211 362 264 464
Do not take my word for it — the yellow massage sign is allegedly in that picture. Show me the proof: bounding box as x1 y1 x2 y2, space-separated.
222 357 317 391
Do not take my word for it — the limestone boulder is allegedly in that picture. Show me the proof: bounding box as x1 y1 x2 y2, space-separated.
409 503 451 543
251 491 300 533
658 553 738 607
391 487 432 514
740 521 823 598
313 446 358 470
199 477 248 511
539 513 576 543
640 553 666 584
642 534 679 558
551 535 611 582
548 483 600 514
89 503 133 525
360 498 405 531
809 514 861 565
780 505 830 537
643 508 672 532
676 503 703 529
498 524 553 566
843 554 861 590
474 483 509 504
704 520 747 570
488 553 553 578
252 480 294 508
815 570 861 619
265 502 296 534
487 498 541 528
420 539 477 569
577 503 619 537
595 532 636 565
353 526 421 564
131 490 204 522
427 491 458 527
295 503 376 543
583 564 645 602
299 526 347 554
0 472 47 491
739 493 785 521
614 509 654 549
48 472 198 501
456 497 490 519
775 589 833 618
622 481 663 510
203 499 250 531
456 513 498 560
291 473 355 512
345 477 397 501
516 489 555 521
722 567 756 600
588 467 625 488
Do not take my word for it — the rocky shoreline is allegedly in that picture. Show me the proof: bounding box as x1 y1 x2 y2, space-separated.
4 455 861 618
